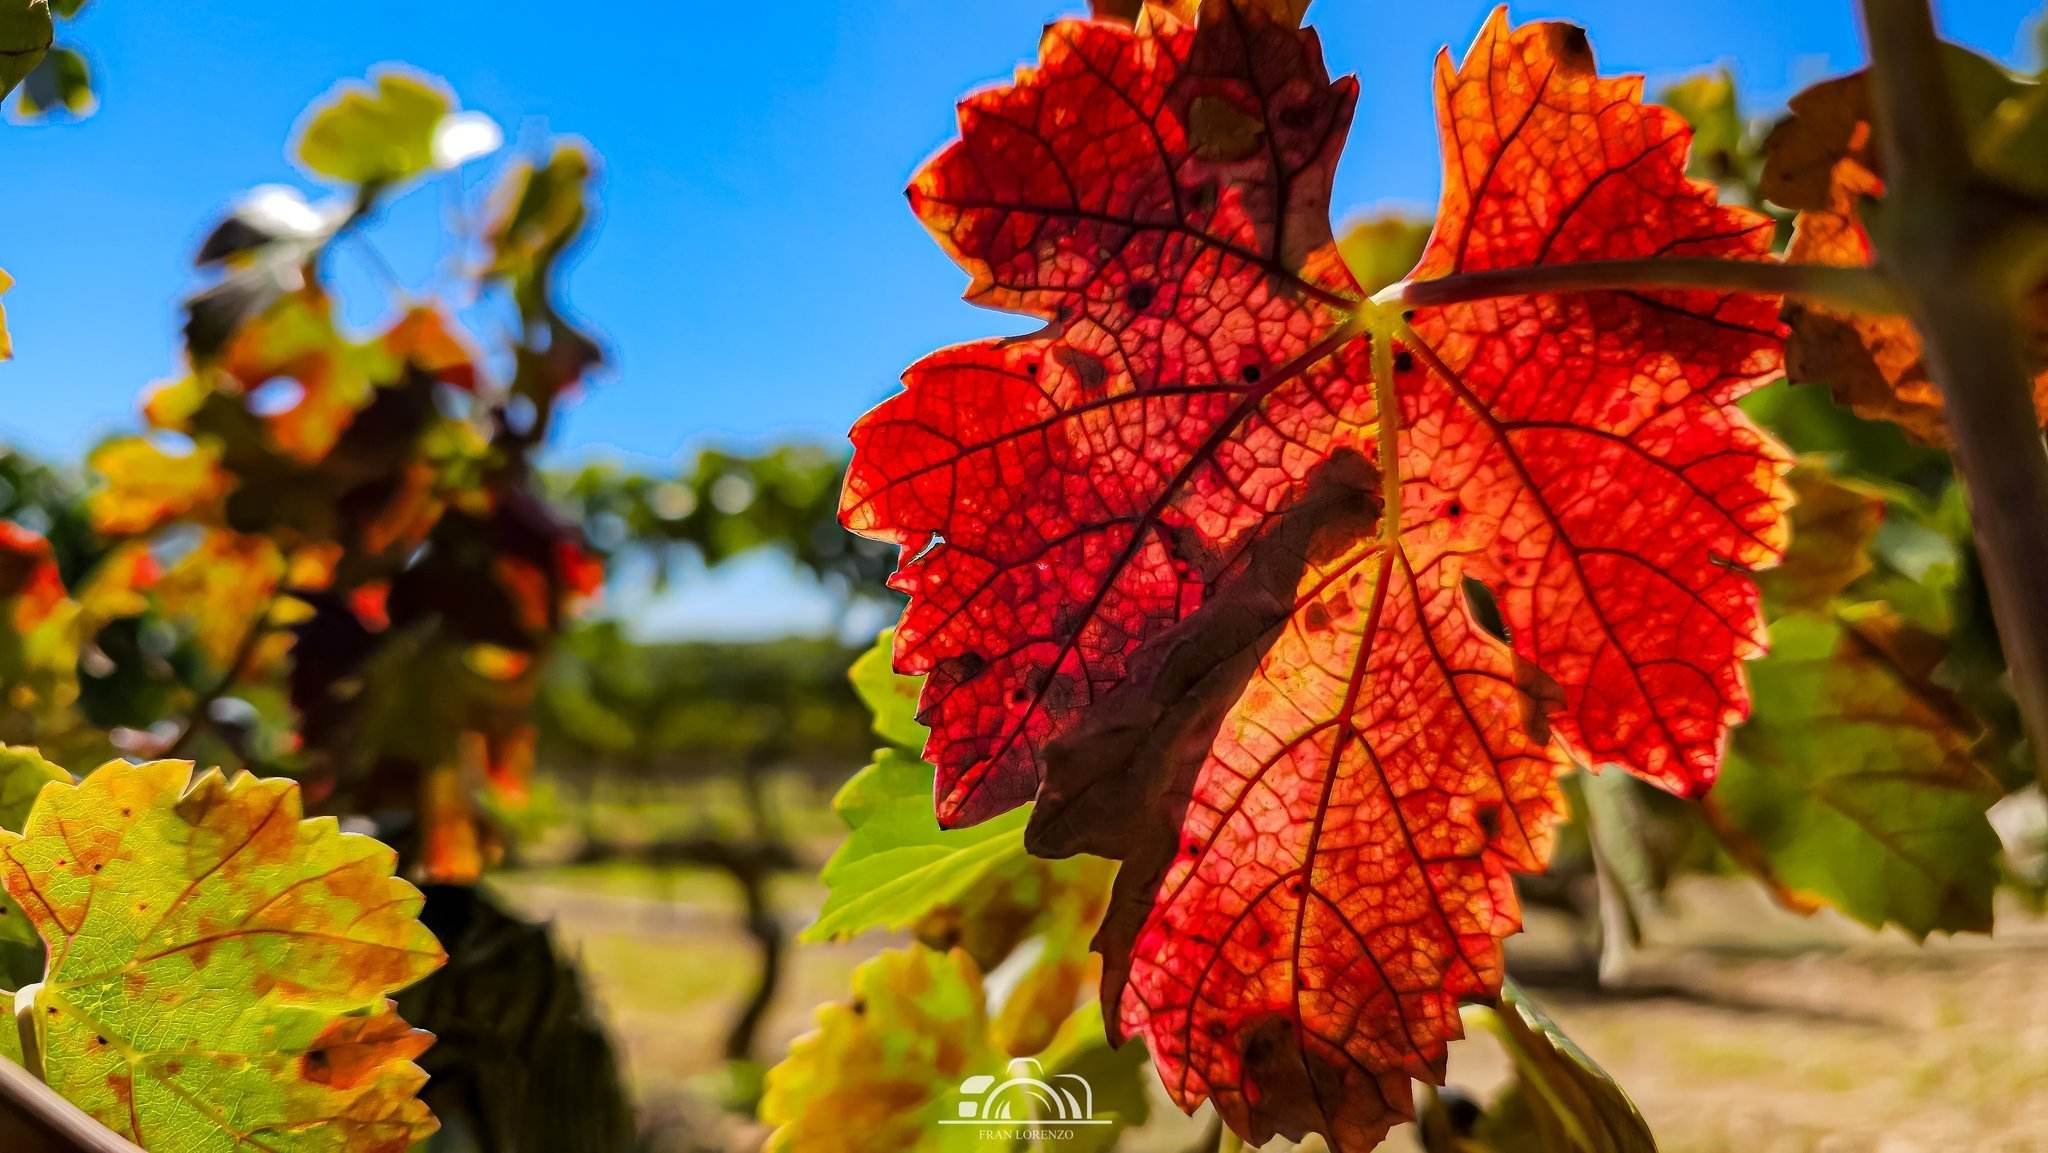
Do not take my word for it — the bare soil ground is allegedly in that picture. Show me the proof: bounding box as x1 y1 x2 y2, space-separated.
496 870 2048 1153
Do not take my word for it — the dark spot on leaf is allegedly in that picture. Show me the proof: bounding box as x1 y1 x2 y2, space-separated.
1206 1021 1228 1039
1278 102 1319 131
1476 803 1502 840
1240 364 1261 383
850 997 867 1016
1447 501 1461 518
1190 180 1219 213
1303 601 1331 633
1128 282 1156 311
1053 345 1110 392
1394 350 1414 373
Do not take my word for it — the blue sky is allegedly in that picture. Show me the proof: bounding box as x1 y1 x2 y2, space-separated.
1 0 2040 635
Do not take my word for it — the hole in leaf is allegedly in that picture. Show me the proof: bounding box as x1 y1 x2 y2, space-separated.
1463 576 1510 644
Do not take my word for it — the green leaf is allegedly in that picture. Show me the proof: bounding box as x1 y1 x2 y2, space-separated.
805 748 1030 943
296 68 452 186
850 628 927 750
1468 978 1656 1153
0 759 447 1149
759 945 1001 1153
0 0 51 102
1716 608 2003 936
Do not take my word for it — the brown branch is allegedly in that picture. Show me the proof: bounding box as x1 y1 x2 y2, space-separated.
1858 0 2048 791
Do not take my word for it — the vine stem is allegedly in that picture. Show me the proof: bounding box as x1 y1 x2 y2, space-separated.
0 1052 144 1153
1858 0 2048 790
1379 257 1904 315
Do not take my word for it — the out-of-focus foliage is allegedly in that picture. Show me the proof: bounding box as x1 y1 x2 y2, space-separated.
72 69 602 886
7 0 92 121
0 758 446 1149
539 625 873 779
555 444 896 600
1761 44 2048 446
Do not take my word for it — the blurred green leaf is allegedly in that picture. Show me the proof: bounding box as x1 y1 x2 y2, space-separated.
1716 607 2003 936
1468 978 1655 1153
14 44 89 119
297 68 451 186
851 628 927 751
1335 212 1431 296
1659 69 1744 183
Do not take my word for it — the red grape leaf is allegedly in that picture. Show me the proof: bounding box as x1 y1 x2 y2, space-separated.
842 4 1789 1149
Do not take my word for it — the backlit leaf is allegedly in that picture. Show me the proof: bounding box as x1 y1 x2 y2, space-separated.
0 759 446 1149
844 5 1787 1148
805 747 1031 944
0 267 12 359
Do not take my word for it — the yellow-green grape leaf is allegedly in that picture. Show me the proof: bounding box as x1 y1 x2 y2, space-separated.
1758 461 1887 612
760 945 1000 1153
1468 978 1656 1153
0 745 64 833
87 436 231 537
0 747 65 989
0 0 51 101
0 759 447 1150
1717 608 2003 936
805 747 1029 943
1335 212 1432 296
296 69 451 186
850 628 927 751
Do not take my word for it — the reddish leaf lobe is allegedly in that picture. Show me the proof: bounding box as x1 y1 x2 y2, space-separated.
842 4 1789 1150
